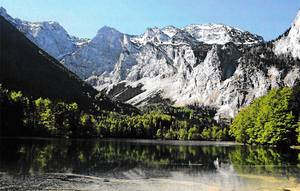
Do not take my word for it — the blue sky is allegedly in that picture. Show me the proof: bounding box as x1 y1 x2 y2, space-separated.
0 0 299 40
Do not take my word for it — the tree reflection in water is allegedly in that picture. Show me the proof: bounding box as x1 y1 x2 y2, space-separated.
0 138 299 180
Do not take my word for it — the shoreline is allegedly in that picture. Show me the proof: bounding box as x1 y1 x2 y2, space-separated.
0 136 242 146
2 137 300 148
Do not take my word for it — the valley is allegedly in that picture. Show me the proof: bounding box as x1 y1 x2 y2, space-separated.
0 3 300 191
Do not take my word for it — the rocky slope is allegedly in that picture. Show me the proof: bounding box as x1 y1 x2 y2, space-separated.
0 7 88 60
2 7 299 119
0 15 138 114
274 10 300 59
0 15 96 108
184 24 263 45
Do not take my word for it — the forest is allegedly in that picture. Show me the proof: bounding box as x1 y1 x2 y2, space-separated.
1 84 300 146
230 86 300 145
0 84 230 141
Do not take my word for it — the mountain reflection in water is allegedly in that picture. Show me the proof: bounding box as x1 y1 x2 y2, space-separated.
0 138 299 191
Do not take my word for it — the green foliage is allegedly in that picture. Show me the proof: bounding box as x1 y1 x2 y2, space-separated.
178 128 188 140
297 120 300 144
34 98 55 133
200 125 229 141
0 85 80 137
230 87 300 146
188 126 201 140
0 85 230 140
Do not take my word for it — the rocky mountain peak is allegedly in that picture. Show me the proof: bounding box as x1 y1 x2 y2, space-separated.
97 25 121 35
0 6 7 15
0 7 15 23
92 26 123 45
1 7 83 59
161 25 181 37
183 23 263 45
133 27 170 45
2 6 299 120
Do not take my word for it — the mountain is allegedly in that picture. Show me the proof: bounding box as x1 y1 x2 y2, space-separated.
62 26 126 79
184 23 263 45
0 15 137 114
86 13 298 119
0 15 95 108
0 7 88 60
63 23 264 85
274 10 300 59
2 7 299 119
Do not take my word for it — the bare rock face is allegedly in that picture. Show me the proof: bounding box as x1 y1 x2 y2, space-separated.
184 24 263 45
0 7 88 60
97 38 299 120
2 7 300 119
274 10 300 59
62 26 125 79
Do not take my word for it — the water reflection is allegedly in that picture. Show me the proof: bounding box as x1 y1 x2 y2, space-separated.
0 138 299 190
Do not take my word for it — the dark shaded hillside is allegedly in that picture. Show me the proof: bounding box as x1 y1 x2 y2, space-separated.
0 16 97 109
0 16 137 114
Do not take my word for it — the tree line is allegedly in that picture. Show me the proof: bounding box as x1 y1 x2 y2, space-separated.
0 84 230 140
2 83 300 146
230 86 300 145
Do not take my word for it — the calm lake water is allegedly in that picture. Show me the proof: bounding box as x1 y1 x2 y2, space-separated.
0 138 299 191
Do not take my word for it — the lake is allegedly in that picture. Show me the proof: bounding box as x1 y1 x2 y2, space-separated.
0 138 299 191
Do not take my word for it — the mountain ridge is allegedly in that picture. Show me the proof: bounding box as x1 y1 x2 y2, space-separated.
0 15 138 115
2 7 299 119
0 15 95 109
0 7 89 59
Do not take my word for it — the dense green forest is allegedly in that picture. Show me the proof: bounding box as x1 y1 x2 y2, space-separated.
230 86 300 145
1 84 300 146
0 84 230 141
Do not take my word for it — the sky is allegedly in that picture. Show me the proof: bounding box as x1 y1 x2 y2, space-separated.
0 0 299 40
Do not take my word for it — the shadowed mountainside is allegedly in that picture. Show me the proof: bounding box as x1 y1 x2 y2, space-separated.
0 16 137 114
